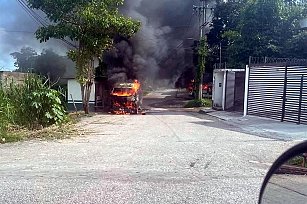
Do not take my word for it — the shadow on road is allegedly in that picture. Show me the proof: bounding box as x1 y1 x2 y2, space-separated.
143 89 290 141
146 108 241 132
143 90 246 135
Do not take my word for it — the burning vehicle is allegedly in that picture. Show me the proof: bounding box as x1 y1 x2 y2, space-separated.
110 80 143 114
186 80 212 97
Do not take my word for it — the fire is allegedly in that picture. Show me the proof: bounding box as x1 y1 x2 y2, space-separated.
112 101 136 115
111 80 141 97
111 89 134 97
110 80 141 115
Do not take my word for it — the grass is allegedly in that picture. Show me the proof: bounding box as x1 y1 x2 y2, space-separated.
0 75 68 140
184 98 212 108
287 156 305 167
0 112 90 144
0 133 23 144
143 91 150 96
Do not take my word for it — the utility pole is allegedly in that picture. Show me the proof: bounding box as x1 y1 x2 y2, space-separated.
193 0 213 100
220 42 222 65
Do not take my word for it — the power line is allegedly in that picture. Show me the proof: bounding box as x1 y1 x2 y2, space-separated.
17 0 47 26
15 0 77 48
18 0 48 27
0 29 35 33
21 0 77 48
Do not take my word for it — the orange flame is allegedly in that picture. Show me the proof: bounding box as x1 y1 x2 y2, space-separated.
111 80 140 97
111 80 141 115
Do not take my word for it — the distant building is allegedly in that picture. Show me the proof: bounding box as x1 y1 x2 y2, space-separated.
66 78 96 111
0 71 28 87
62 64 97 112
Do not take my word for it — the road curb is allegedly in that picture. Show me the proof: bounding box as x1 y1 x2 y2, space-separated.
198 109 229 121
198 108 219 114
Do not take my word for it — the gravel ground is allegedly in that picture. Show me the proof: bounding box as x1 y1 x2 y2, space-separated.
0 90 298 204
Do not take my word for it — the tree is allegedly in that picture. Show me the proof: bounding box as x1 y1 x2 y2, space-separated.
26 0 141 114
207 0 306 68
10 47 38 72
11 47 70 83
35 49 67 82
207 0 246 67
196 37 208 100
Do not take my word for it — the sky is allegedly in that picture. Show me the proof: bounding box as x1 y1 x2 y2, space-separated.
0 0 68 71
0 0 204 75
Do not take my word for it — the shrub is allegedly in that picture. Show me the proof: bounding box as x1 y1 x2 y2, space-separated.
1 75 67 130
184 99 212 108
0 88 10 136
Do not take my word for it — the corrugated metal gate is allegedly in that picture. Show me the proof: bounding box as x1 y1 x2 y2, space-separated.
248 65 285 120
248 62 307 125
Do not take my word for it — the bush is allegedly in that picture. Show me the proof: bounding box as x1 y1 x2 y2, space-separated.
287 156 305 167
0 75 67 133
184 99 212 108
0 88 10 137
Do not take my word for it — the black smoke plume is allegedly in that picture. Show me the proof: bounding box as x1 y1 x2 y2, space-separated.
105 0 203 88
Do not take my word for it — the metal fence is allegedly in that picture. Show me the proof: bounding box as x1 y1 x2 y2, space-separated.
247 58 307 124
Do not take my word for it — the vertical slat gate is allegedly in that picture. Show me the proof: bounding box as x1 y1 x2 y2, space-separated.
248 65 307 125
248 66 285 120
283 75 301 123
299 76 307 124
284 66 307 124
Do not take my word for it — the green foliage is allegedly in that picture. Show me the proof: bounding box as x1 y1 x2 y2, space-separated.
195 37 209 99
10 47 37 72
184 99 212 108
26 0 140 74
198 37 209 74
0 87 11 137
26 0 141 113
34 49 68 82
287 156 305 167
0 75 67 135
10 47 72 82
0 133 23 143
207 0 307 68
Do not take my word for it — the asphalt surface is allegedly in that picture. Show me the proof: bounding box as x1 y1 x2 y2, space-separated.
0 89 298 204
261 174 307 204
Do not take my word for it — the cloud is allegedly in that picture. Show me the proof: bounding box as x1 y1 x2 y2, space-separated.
0 0 68 70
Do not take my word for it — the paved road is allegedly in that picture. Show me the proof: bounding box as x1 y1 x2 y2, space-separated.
261 174 307 204
0 90 297 203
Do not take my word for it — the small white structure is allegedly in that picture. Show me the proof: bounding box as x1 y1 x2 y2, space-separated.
213 68 245 111
67 79 95 110
300 18 307 29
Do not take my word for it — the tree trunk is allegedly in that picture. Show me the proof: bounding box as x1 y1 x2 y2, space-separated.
198 73 203 100
80 84 87 114
85 81 92 114
78 58 95 115
81 81 92 114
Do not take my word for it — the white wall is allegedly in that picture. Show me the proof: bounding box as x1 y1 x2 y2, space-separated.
213 72 224 108
225 72 235 110
244 65 250 116
300 18 307 28
67 79 95 103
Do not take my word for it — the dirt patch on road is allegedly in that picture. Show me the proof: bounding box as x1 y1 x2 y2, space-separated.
143 90 192 109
